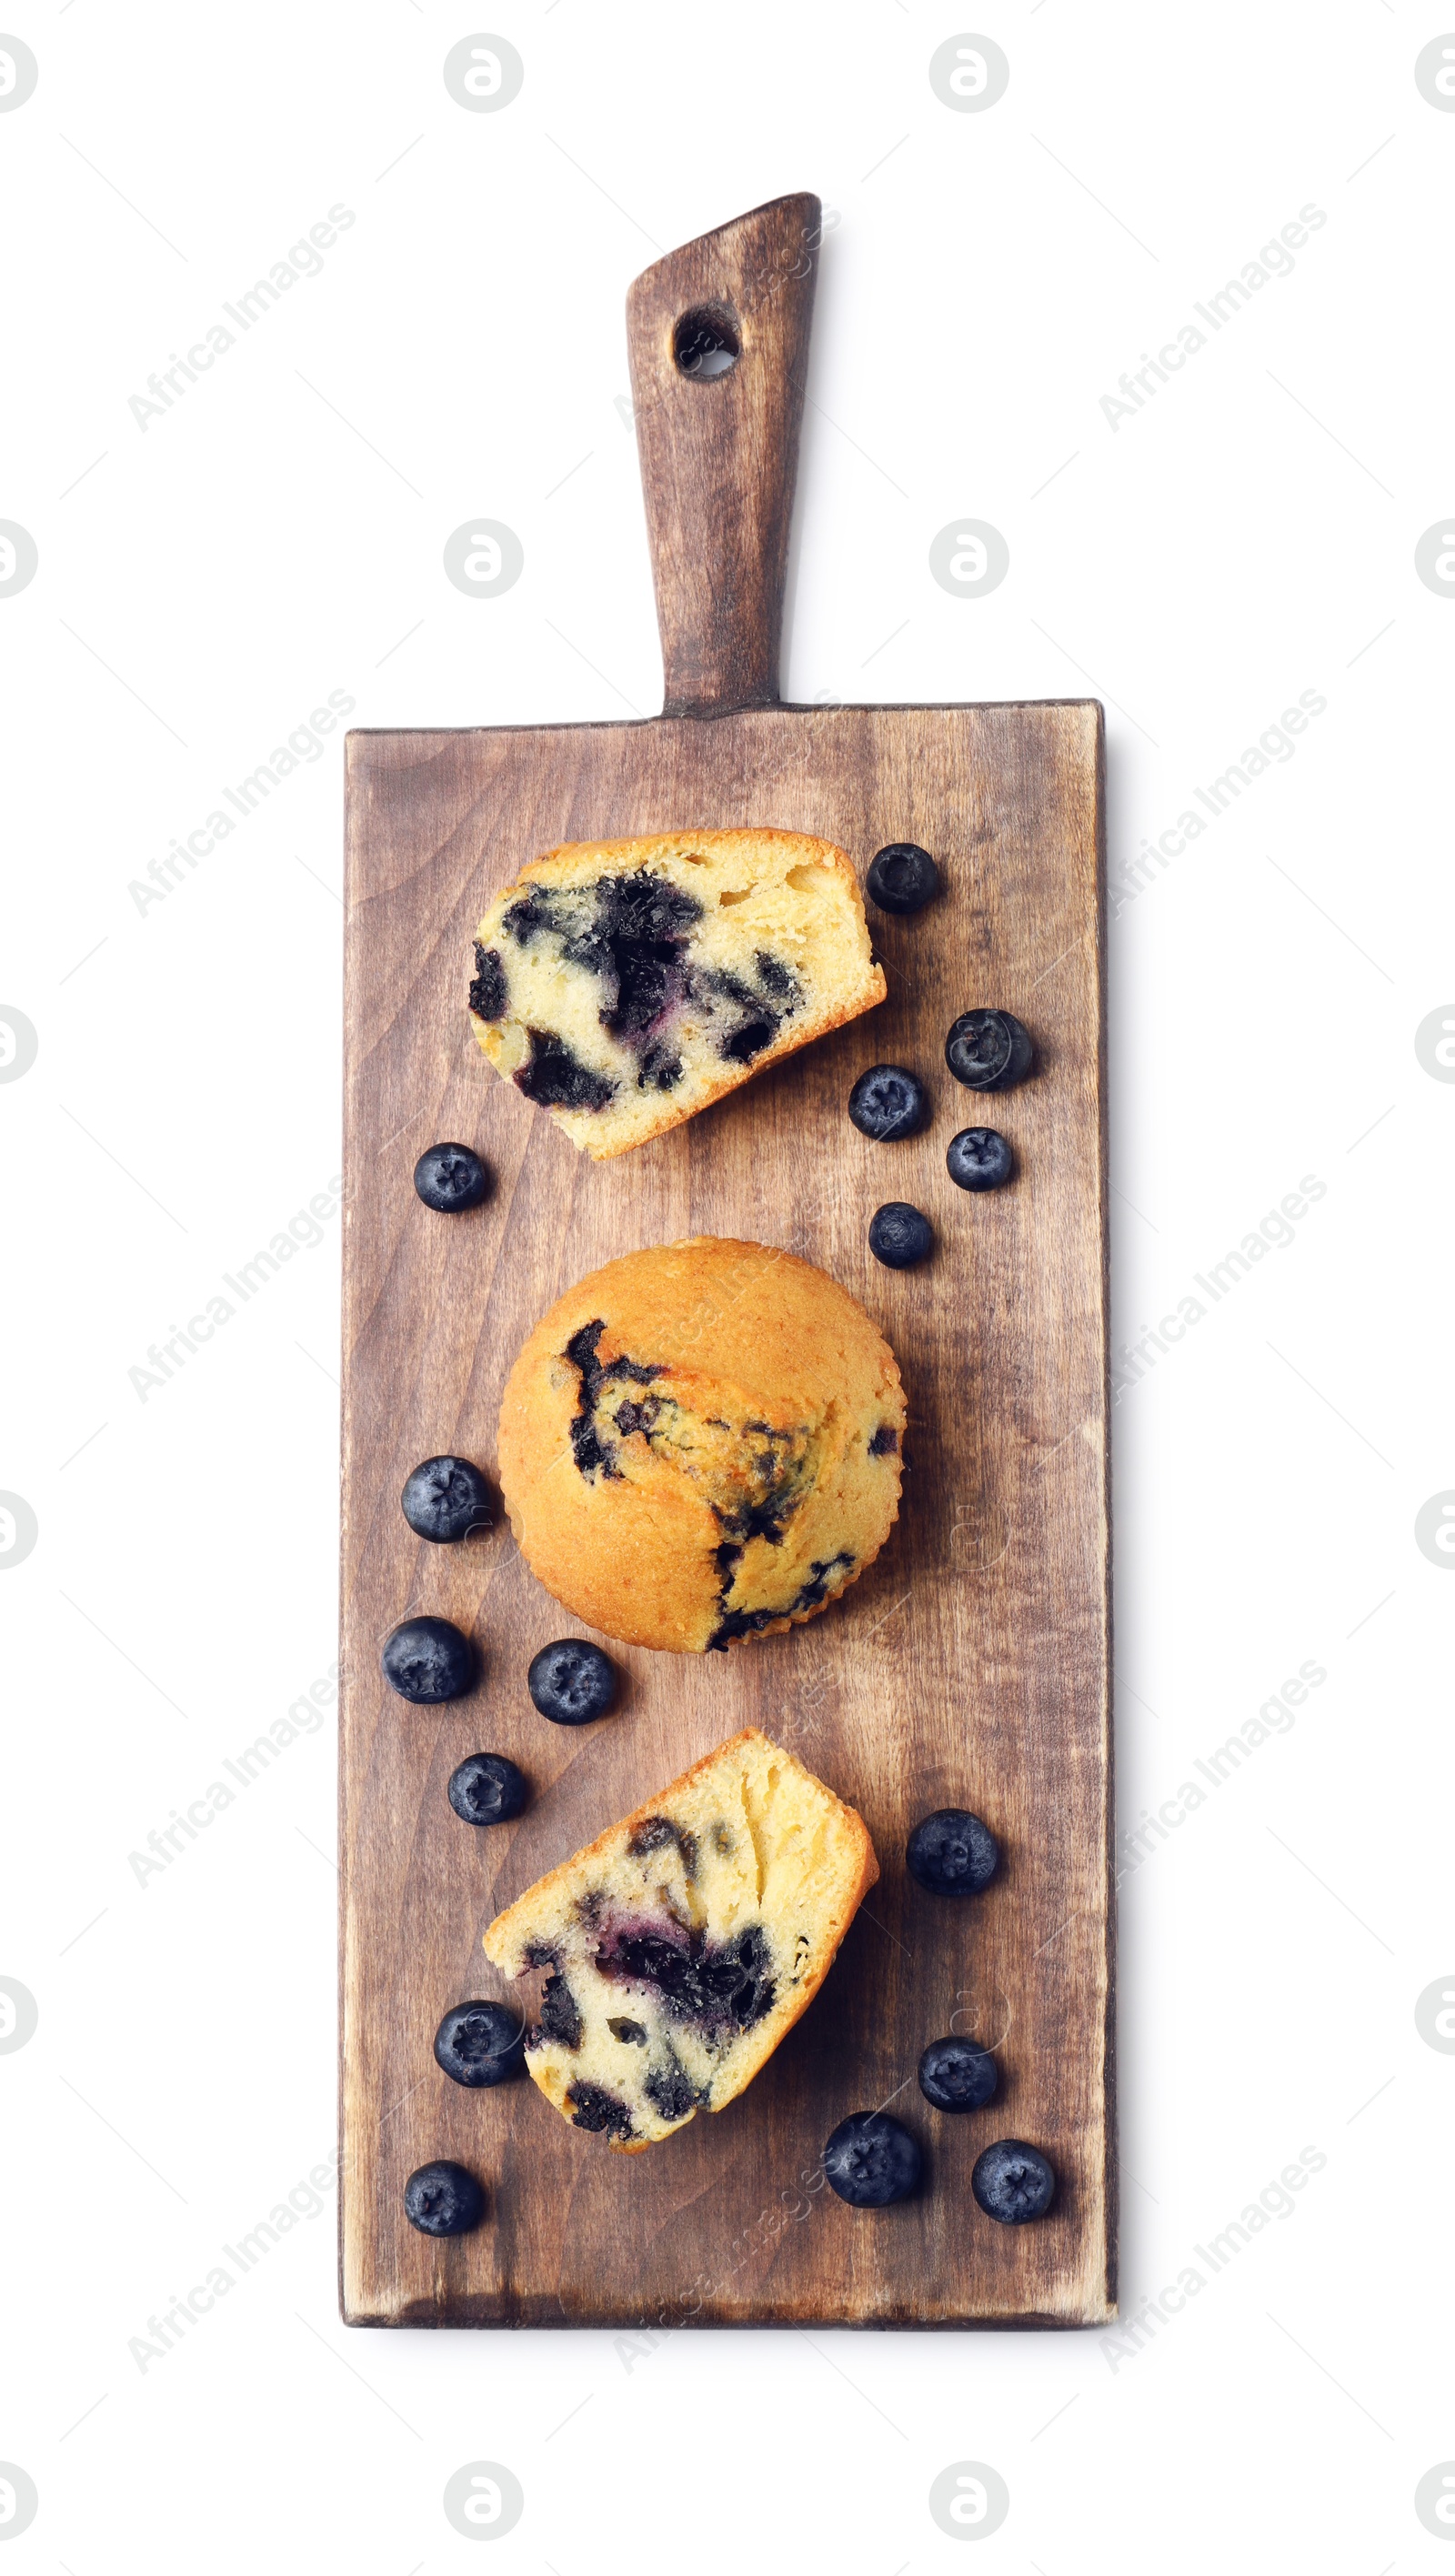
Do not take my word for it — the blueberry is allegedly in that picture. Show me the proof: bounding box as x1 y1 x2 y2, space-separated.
401 1455 494 1544
447 1752 528 1827
527 1639 617 1726
434 2000 525 2089
868 1202 933 1268
402 2158 487 2236
907 1808 999 1896
918 2035 999 2113
971 2138 1056 2224
848 1064 929 1141
413 1142 490 1211
823 2111 922 2207
866 843 939 916
381 1616 474 1704
947 1127 1014 1192
945 1009 1034 1093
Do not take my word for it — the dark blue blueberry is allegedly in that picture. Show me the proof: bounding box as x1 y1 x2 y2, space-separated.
918 2035 999 2113
823 2111 922 2207
566 2081 636 2141
866 843 939 915
402 2159 486 2236
527 1638 618 1725
868 1202 934 1268
945 1008 1035 1093
401 1455 494 1544
971 2139 1056 2224
597 1923 773 2034
907 1808 999 1896
447 1752 528 1827
947 1127 1014 1192
644 2060 699 2124
848 1064 929 1141
413 1142 490 1212
868 1423 898 1457
517 1031 617 1112
381 1616 474 1704
434 2000 526 2089
468 944 507 1020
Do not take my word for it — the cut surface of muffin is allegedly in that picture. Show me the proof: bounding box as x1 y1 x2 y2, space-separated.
497 1238 907 1651
467 828 885 1157
483 1729 878 2150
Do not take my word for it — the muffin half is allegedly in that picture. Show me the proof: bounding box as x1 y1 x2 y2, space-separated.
483 1729 878 2150
468 828 885 1157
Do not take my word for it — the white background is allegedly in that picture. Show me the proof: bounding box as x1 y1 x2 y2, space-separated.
3 2 1452 2568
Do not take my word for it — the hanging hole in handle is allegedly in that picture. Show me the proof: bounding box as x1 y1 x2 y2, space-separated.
673 305 740 379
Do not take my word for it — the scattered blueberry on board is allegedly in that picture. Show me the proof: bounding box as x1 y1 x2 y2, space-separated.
527 1638 618 1726
945 1008 1034 1094
823 2110 923 2206
947 1127 1014 1193
907 1808 1000 1896
868 1202 934 1268
971 2139 1056 2224
402 2159 487 2236
918 2034 999 2113
848 1064 929 1141
401 1455 494 1544
866 843 939 916
434 2001 526 2090
413 1142 491 1212
381 1615 474 1704
447 1752 528 1826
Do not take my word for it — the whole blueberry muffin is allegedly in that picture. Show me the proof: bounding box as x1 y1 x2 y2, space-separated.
468 829 885 1158
497 1238 907 1651
483 1728 878 2150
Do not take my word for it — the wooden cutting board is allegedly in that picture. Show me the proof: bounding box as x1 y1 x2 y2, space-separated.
339 193 1113 2329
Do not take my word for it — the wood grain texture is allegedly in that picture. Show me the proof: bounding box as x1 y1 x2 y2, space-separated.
339 697 1114 2327
627 192 819 715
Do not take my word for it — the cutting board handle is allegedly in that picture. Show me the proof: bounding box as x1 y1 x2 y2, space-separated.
627 192 821 718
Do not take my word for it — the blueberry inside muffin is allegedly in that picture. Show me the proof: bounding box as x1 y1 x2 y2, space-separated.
483 1729 878 2149
467 830 886 1158
497 1238 907 1653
